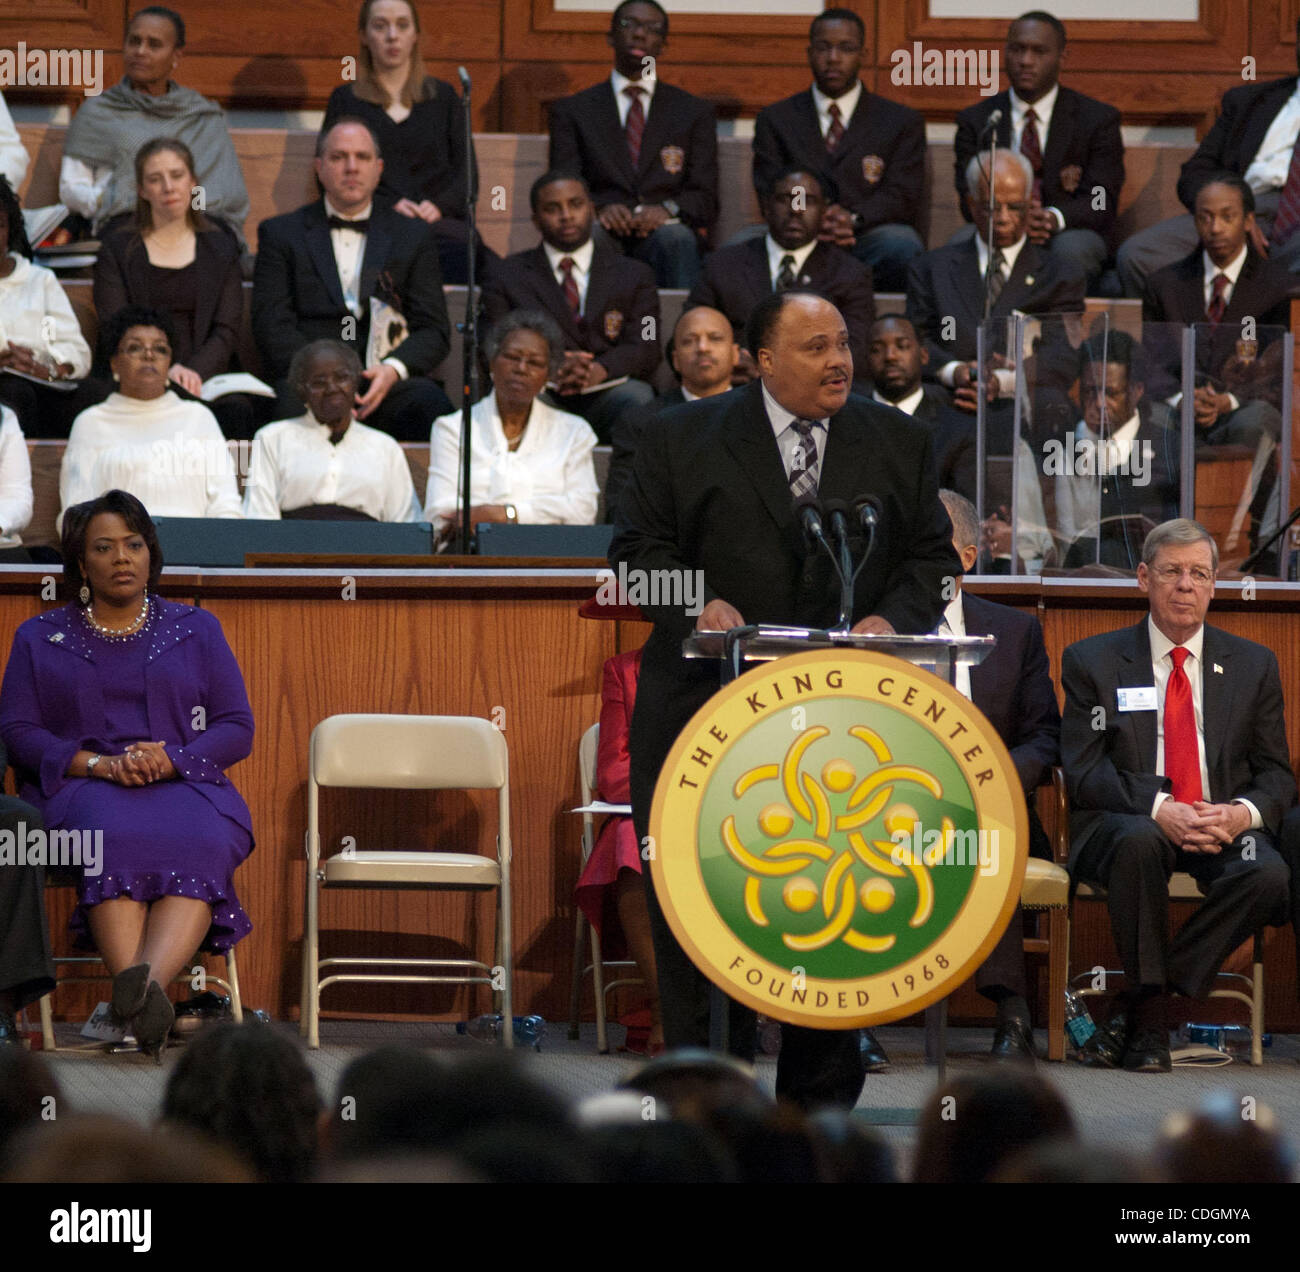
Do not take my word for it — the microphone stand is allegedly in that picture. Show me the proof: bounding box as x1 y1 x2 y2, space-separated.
981 118 999 323
457 66 480 556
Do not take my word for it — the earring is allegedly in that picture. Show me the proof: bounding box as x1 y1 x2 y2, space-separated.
79 585 90 605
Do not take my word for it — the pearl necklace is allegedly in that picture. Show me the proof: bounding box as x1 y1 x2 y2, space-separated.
82 596 151 642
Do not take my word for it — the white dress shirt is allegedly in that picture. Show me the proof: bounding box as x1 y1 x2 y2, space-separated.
1054 410 1144 547
937 592 973 700
0 405 32 545
59 391 242 528
762 381 827 482
1243 83 1300 192
1008 85 1065 229
0 92 27 193
811 81 863 139
765 234 818 289
0 253 92 378
872 385 925 416
611 68 657 125
543 238 595 316
937 235 1028 390
242 412 420 522
1147 616 1261 828
323 197 369 318
1202 243 1248 311
58 156 112 221
425 390 598 528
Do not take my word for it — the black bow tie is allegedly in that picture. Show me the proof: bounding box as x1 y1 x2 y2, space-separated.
327 215 369 233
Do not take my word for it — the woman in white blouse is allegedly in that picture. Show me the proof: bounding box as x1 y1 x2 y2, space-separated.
426 310 598 543
243 339 420 521
60 305 241 529
0 176 93 439
0 405 32 550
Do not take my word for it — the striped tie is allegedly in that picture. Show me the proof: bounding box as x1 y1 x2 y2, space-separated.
559 256 581 316
788 418 820 498
986 248 1006 308
776 254 798 291
1020 107 1044 204
1206 272 1229 324
1272 130 1300 247
826 102 845 152
624 85 646 167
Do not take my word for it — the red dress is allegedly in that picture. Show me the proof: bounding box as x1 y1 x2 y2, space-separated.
575 648 642 948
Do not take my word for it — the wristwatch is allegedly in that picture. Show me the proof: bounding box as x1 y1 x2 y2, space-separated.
663 199 681 218
505 504 518 523
86 753 103 776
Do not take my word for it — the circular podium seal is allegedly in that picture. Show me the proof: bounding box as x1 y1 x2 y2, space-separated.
648 648 1028 1028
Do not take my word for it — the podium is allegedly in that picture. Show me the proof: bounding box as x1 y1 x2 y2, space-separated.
656 624 1023 1096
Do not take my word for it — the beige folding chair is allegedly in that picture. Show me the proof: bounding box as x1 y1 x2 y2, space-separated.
567 723 642 1053
300 713 513 1049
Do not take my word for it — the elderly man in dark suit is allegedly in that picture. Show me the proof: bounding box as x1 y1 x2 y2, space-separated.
1118 19 1300 295
1061 518 1294 1072
251 118 452 441
606 304 737 520
548 0 716 289
610 290 960 1108
954 12 1123 291
687 168 874 384
753 8 924 292
482 172 659 443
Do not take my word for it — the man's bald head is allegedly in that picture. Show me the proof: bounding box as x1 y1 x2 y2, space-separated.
749 291 852 420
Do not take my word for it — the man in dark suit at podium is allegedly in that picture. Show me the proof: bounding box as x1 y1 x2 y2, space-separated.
548 0 717 288
687 168 874 383
752 8 925 291
251 118 452 441
1060 519 1294 1072
953 12 1123 290
610 291 960 1108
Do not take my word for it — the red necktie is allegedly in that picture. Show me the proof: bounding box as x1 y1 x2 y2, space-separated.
624 85 645 167
1164 646 1203 804
559 256 580 316
1020 107 1044 204
1271 129 1300 247
1206 272 1229 324
826 102 845 152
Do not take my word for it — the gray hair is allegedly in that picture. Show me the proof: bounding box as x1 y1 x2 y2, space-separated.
1141 518 1219 572
964 149 1034 203
939 488 979 555
485 309 565 378
288 339 362 392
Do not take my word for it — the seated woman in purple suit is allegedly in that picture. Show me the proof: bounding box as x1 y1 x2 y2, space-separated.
574 647 661 1052
0 489 254 1060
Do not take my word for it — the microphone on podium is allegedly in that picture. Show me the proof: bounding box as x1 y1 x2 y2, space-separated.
458 66 471 94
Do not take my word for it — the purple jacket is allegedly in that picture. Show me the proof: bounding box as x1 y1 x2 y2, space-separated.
0 599 254 838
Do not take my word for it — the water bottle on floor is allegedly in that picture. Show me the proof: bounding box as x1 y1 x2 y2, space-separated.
456 1014 547 1050
1064 988 1096 1051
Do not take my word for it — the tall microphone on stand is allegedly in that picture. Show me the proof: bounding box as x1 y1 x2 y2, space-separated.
456 66 480 555
979 108 1003 323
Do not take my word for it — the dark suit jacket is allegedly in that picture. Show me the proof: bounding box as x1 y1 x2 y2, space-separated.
906 385 976 500
610 380 961 802
482 242 661 383
686 238 875 373
548 80 718 230
753 85 925 229
1178 77 1298 210
251 199 450 382
963 590 1061 859
606 385 688 522
93 217 242 380
904 237 1086 369
1141 245 1294 399
1060 619 1296 868
954 87 1124 237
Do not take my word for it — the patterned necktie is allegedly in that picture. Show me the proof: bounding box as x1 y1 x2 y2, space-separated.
826 102 845 152
559 256 580 316
1020 107 1044 203
776 253 798 291
1164 647 1202 804
1206 271 1230 324
1271 128 1300 247
986 248 1006 308
624 85 646 167
788 418 820 498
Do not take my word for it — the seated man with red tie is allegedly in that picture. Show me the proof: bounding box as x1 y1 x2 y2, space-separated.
482 171 659 443
548 0 717 289
1060 518 1294 1073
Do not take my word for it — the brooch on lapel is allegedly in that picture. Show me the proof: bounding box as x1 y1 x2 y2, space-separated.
48 632 64 643
604 310 625 340
1213 663 1224 675
660 145 685 175
1059 164 1083 194
1024 275 1035 286
861 155 885 184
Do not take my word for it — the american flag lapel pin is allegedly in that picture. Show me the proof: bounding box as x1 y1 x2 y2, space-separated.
1213 663 1223 675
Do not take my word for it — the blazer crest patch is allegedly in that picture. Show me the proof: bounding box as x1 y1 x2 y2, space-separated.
660 145 685 175
1058 164 1083 194
861 155 885 184
604 309 625 340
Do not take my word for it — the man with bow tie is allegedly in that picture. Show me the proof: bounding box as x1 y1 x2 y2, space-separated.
1060 518 1294 1072
252 118 452 440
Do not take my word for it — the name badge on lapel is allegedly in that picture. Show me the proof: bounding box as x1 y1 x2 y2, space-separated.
1117 686 1157 712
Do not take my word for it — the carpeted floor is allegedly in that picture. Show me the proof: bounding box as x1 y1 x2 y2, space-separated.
31 1017 1300 1177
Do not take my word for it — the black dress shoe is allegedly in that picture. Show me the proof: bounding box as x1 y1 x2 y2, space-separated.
991 1018 1036 1062
860 1029 890 1072
1076 1013 1128 1069
1122 1027 1171 1073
